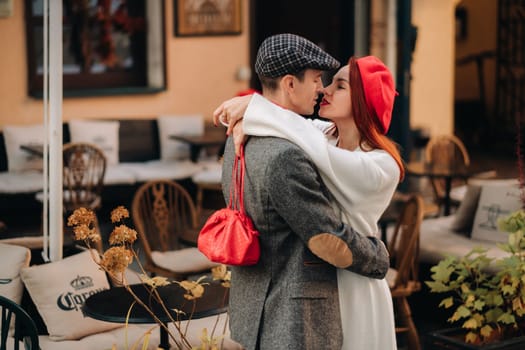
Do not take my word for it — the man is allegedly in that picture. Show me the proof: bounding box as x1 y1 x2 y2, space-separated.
220 33 390 350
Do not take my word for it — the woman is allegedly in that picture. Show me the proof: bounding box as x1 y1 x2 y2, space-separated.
214 55 404 350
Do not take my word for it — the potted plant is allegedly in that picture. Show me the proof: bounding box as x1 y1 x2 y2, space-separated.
425 209 525 349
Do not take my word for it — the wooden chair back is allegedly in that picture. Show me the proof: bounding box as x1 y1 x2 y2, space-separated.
131 180 199 273
424 135 470 207
388 194 424 290
388 194 424 350
62 142 107 212
0 295 39 350
425 134 470 167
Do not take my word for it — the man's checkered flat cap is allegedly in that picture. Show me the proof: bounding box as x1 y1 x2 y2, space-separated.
255 33 340 78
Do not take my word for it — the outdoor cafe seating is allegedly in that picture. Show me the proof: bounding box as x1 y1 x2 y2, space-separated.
386 194 424 350
131 179 219 280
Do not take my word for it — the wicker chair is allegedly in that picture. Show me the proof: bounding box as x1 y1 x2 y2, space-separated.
62 142 107 213
63 142 106 251
131 180 218 280
424 135 470 213
35 142 106 251
424 135 496 214
386 194 424 350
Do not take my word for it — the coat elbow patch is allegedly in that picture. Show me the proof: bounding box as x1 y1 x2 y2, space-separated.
308 233 353 268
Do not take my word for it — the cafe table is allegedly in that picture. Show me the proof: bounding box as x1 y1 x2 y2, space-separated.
170 129 226 162
406 161 480 216
83 281 229 350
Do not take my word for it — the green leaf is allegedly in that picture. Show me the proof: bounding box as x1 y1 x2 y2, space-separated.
497 312 516 324
512 297 525 313
485 308 504 323
493 294 504 306
439 297 454 309
461 284 472 294
473 299 485 311
430 262 455 282
502 284 515 295
463 317 478 329
480 325 493 338
465 332 478 344
425 281 451 293
457 305 471 317
451 305 471 321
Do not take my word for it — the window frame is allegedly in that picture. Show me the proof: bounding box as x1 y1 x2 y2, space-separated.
24 0 166 98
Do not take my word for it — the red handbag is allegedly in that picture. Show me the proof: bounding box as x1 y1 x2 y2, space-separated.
197 146 260 266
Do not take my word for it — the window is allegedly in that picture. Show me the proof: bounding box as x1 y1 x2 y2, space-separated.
25 0 165 97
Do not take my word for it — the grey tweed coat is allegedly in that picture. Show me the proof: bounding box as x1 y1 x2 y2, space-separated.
222 136 389 350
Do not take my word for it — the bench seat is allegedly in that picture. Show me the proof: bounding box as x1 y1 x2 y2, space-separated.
419 215 508 272
35 315 241 350
0 171 43 194
118 160 204 183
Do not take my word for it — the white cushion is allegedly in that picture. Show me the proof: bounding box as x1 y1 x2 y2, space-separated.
419 215 510 273
471 182 522 243
121 160 203 182
20 250 123 341
37 313 242 350
0 171 43 193
0 236 44 250
0 243 30 336
103 164 137 185
449 184 468 203
158 115 204 161
151 247 219 274
68 120 120 165
451 179 520 236
0 243 30 304
37 324 161 350
450 184 482 234
192 161 222 184
3 124 44 172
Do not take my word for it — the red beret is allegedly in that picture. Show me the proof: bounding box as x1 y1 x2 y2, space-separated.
356 56 397 134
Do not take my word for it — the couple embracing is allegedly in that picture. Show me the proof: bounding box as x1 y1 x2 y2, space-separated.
214 33 404 350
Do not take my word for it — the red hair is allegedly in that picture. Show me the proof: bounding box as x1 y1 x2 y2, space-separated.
348 57 405 181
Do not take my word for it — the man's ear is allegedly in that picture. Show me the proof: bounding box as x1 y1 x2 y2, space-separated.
280 74 296 94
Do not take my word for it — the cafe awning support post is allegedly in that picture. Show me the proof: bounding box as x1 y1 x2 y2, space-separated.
42 0 63 262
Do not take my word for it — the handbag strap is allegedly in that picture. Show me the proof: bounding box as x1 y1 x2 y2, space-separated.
228 145 247 213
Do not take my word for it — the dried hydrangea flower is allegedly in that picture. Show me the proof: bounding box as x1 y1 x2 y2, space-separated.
73 224 99 241
111 206 130 223
109 224 138 245
67 207 96 227
140 275 170 288
88 231 102 243
99 246 133 274
177 276 208 300
211 264 231 288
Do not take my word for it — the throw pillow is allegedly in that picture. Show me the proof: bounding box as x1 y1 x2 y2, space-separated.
3 124 44 172
0 243 31 303
157 115 204 161
20 250 122 341
471 182 522 243
450 184 482 235
68 120 120 165
0 243 30 335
